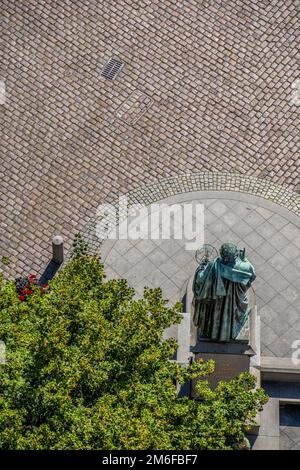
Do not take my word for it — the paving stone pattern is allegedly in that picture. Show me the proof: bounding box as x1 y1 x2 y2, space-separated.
1 0 300 276
102 197 300 358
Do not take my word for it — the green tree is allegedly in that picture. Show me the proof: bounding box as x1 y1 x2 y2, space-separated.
0 255 267 450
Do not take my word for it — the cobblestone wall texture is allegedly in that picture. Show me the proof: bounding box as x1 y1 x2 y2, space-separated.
1 0 300 275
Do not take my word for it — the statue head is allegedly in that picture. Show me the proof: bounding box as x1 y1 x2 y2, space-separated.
219 243 238 265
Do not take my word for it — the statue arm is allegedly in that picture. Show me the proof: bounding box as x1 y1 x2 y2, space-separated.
247 265 256 287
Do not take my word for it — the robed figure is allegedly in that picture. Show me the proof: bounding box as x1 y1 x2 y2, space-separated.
193 243 256 342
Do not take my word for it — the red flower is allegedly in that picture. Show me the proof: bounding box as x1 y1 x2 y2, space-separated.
19 295 25 301
23 290 32 295
28 274 36 281
42 283 47 288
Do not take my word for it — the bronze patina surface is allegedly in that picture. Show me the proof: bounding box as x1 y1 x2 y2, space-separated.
193 243 256 341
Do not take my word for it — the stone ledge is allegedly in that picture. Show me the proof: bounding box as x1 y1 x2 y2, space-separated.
261 356 300 373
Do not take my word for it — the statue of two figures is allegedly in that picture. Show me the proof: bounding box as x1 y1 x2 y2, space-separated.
192 243 256 342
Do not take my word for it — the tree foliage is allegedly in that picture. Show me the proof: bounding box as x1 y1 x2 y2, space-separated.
0 255 267 450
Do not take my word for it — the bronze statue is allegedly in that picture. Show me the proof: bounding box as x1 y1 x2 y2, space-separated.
193 243 256 342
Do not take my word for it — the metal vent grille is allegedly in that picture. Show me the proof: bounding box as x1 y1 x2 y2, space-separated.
101 57 124 80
